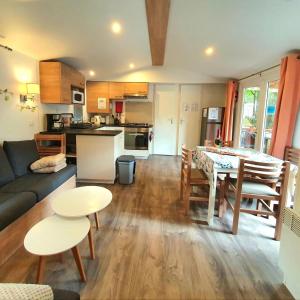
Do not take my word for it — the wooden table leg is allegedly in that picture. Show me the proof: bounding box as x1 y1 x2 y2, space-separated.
88 228 95 260
94 212 100 230
36 256 46 284
71 246 86 282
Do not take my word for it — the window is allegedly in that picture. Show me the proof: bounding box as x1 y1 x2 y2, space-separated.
240 87 260 149
235 68 280 152
262 80 279 153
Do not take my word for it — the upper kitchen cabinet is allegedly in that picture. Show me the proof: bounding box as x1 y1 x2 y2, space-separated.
109 82 124 100
86 81 111 113
124 82 148 96
39 61 85 104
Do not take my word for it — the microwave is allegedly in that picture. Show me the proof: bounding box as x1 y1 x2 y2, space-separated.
72 90 85 104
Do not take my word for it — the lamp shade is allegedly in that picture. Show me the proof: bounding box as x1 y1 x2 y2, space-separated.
26 83 40 94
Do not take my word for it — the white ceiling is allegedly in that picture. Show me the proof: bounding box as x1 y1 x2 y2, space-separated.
1 0 300 83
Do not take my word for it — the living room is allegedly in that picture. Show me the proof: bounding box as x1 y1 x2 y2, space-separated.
1 1 300 300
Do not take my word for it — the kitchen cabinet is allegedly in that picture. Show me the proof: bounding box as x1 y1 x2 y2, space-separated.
124 82 148 96
109 82 124 100
39 61 85 104
86 81 111 113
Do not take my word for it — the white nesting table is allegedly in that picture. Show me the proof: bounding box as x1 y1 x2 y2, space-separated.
51 186 112 260
51 186 112 229
24 215 90 283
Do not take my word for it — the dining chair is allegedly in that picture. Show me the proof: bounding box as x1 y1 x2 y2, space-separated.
180 145 210 215
284 146 300 166
224 159 290 240
223 141 233 147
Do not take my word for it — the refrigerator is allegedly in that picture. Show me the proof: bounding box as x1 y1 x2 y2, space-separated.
200 107 225 145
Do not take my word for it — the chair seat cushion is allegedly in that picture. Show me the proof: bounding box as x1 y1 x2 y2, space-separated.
231 179 279 196
0 165 76 201
0 192 37 230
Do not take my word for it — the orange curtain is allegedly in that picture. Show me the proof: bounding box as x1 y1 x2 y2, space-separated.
269 54 300 158
221 80 238 142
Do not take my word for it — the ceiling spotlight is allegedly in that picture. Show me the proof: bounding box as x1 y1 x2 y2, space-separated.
89 70 95 76
205 46 215 56
111 22 122 34
129 63 135 69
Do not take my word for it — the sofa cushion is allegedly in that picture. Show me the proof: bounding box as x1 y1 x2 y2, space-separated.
0 165 77 201
0 192 37 231
0 146 15 187
3 140 40 177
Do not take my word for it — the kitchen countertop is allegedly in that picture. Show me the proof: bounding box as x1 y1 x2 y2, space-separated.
40 128 122 137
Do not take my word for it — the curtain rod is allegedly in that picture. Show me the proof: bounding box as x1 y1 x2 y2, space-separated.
238 64 280 81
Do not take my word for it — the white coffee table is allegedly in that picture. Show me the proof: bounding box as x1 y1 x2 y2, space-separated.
51 186 112 230
24 215 90 283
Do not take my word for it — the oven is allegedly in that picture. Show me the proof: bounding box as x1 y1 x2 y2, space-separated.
125 127 149 150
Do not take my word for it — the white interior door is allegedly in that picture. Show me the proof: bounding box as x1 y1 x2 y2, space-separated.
178 85 202 154
154 84 179 155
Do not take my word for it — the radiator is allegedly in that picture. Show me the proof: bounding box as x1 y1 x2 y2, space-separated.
279 208 300 299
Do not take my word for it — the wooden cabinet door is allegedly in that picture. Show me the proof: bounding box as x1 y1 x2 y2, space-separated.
39 62 62 104
71 69 85 89
61 63 72 104
109 82 124 100
86 81 111 113
124 82 148 95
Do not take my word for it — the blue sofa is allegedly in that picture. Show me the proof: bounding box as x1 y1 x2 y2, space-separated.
0 140 76 231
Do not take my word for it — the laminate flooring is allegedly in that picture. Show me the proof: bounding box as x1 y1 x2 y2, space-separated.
0 155 293 300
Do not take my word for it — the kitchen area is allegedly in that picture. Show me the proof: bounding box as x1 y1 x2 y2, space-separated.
38 61 154 183
37 60 226 184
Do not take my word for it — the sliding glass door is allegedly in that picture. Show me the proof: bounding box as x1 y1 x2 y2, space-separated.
234 69 280 153
262 80 279 153
240 87 260 149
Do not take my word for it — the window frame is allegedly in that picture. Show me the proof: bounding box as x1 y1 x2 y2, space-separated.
234 67 280 152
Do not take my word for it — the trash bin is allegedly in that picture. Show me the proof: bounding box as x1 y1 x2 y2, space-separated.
117 155 136 184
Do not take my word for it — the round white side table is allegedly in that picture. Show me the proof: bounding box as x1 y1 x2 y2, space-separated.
51 186 112 230
24 215 90 283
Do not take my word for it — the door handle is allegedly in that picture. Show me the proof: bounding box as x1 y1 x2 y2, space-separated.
168 118 173 124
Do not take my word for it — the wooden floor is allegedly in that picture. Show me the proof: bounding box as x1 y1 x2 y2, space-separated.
0 155 293 300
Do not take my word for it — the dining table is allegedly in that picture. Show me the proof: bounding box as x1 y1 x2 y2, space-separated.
195 146 297 226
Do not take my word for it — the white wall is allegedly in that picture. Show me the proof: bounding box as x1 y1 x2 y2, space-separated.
0 49 40 142
0 48 89 143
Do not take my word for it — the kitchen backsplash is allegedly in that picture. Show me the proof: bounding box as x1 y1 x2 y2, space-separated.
125 102 153 123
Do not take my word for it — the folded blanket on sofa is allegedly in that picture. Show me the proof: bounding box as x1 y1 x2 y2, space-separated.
33 162 67 174
30 153 66 171
0 283 53 300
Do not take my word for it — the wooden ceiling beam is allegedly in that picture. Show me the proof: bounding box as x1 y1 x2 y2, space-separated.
145 0 170 66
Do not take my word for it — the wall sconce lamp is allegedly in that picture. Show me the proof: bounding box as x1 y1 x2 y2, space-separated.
20 83 40 112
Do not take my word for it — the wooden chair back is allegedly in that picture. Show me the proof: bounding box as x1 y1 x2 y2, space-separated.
284 146 300 166
223 141 233 147
34 133 66 157
237 159 290 189
181 145 193 175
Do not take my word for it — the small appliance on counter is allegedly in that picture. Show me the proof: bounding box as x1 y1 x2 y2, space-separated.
46 114 64 132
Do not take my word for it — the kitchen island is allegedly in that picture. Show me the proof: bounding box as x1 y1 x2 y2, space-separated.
74 128 123 184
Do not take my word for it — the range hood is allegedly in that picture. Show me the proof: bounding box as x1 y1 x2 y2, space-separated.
124 84 153 102
123 93 148 99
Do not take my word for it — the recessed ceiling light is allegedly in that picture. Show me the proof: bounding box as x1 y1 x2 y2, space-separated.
111 22 122 34
205 46 215 56
89 70 95 76
129 63 135 69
